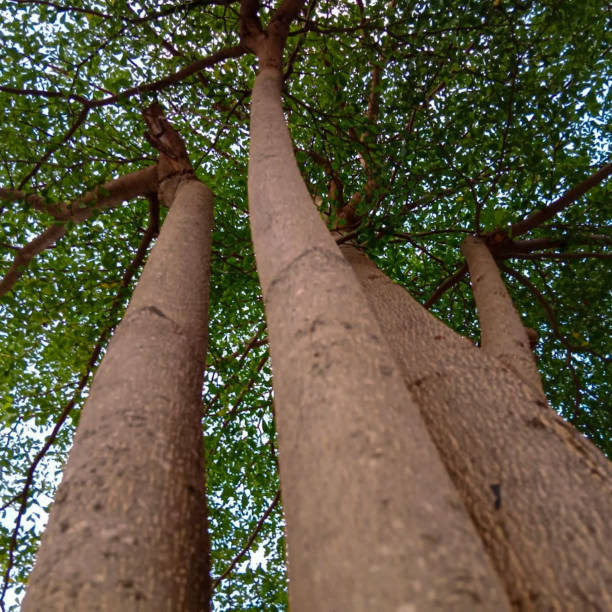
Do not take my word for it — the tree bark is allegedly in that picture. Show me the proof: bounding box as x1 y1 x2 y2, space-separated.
344 244 612 610
248 66 510 612
461 235 544 395
22 177 214 611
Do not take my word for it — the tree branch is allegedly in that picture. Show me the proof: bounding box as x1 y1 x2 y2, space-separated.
499 237 567 253
0 223 67 297
0 166 158 296
424 262 468 309
211 489 281 590
91 46 247 108
3 44 246 114
499 263 610 362
18 107 89 190
283 0 318 81
240 0 263 39
0 85 87 104
504 251 611 261
508 162 612 238
1 165 157 221
272 0 307 25
204 325 268 413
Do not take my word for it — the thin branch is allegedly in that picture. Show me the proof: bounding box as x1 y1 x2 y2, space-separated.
124 0 237 25
570 233 612 246
91 46 246 108
211 489 281 590
504 251 611 261
500 237 566 253
499 263 610 362
18 107 89 190
11 0 111 17
335 228 361 245
565 350 582 418
216 352 268 424
273 0 307 25
410 228 473 238
424 262 468 309
204 327 267 414
2 45 246 116
145 199 158 241
283 0 318 81
509 162 612 238
240 0 263 38
0 85 87 103
392 233 450 273
212 324 267 364
11 0 235 25
207 352 270 458
1 167 158 296
476 48 520 219
0 223 67 297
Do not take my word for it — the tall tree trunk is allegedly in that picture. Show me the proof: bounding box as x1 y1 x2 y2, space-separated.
343 243 612 610
461 235 544 394
22 177 214 611
248 65 510 611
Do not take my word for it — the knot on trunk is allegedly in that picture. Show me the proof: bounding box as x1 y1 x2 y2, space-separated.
142 102 195 206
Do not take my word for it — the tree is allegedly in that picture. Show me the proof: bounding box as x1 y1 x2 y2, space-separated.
1 0 610 610
20 103 215 610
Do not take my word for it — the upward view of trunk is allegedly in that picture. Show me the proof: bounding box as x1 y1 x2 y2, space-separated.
461 235 544 394
343 244 612 610
22 177 214 611
247 65 511 611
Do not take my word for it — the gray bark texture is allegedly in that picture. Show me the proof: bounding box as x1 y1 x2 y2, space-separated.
22 177 214 612
461 235 544 395
343 244 612 610
248 66 511 612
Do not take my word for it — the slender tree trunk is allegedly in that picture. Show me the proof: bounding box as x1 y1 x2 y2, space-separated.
343 243 612 610
461 235 544 394
22 177 214 611
248 66 510 611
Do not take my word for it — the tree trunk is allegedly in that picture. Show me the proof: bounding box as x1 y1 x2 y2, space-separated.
461 235 544 394
22 177 214 611
343 243 612 610
248 66 510 611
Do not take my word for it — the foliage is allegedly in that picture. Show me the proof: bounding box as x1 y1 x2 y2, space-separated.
0 0 610 608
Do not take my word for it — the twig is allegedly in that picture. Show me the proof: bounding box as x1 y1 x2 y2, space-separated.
0 224 67 297
499 263 610 362
204 327 268 415
424 262 468 309
211 489 281 590
91 46 246 108
18 107 89 190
